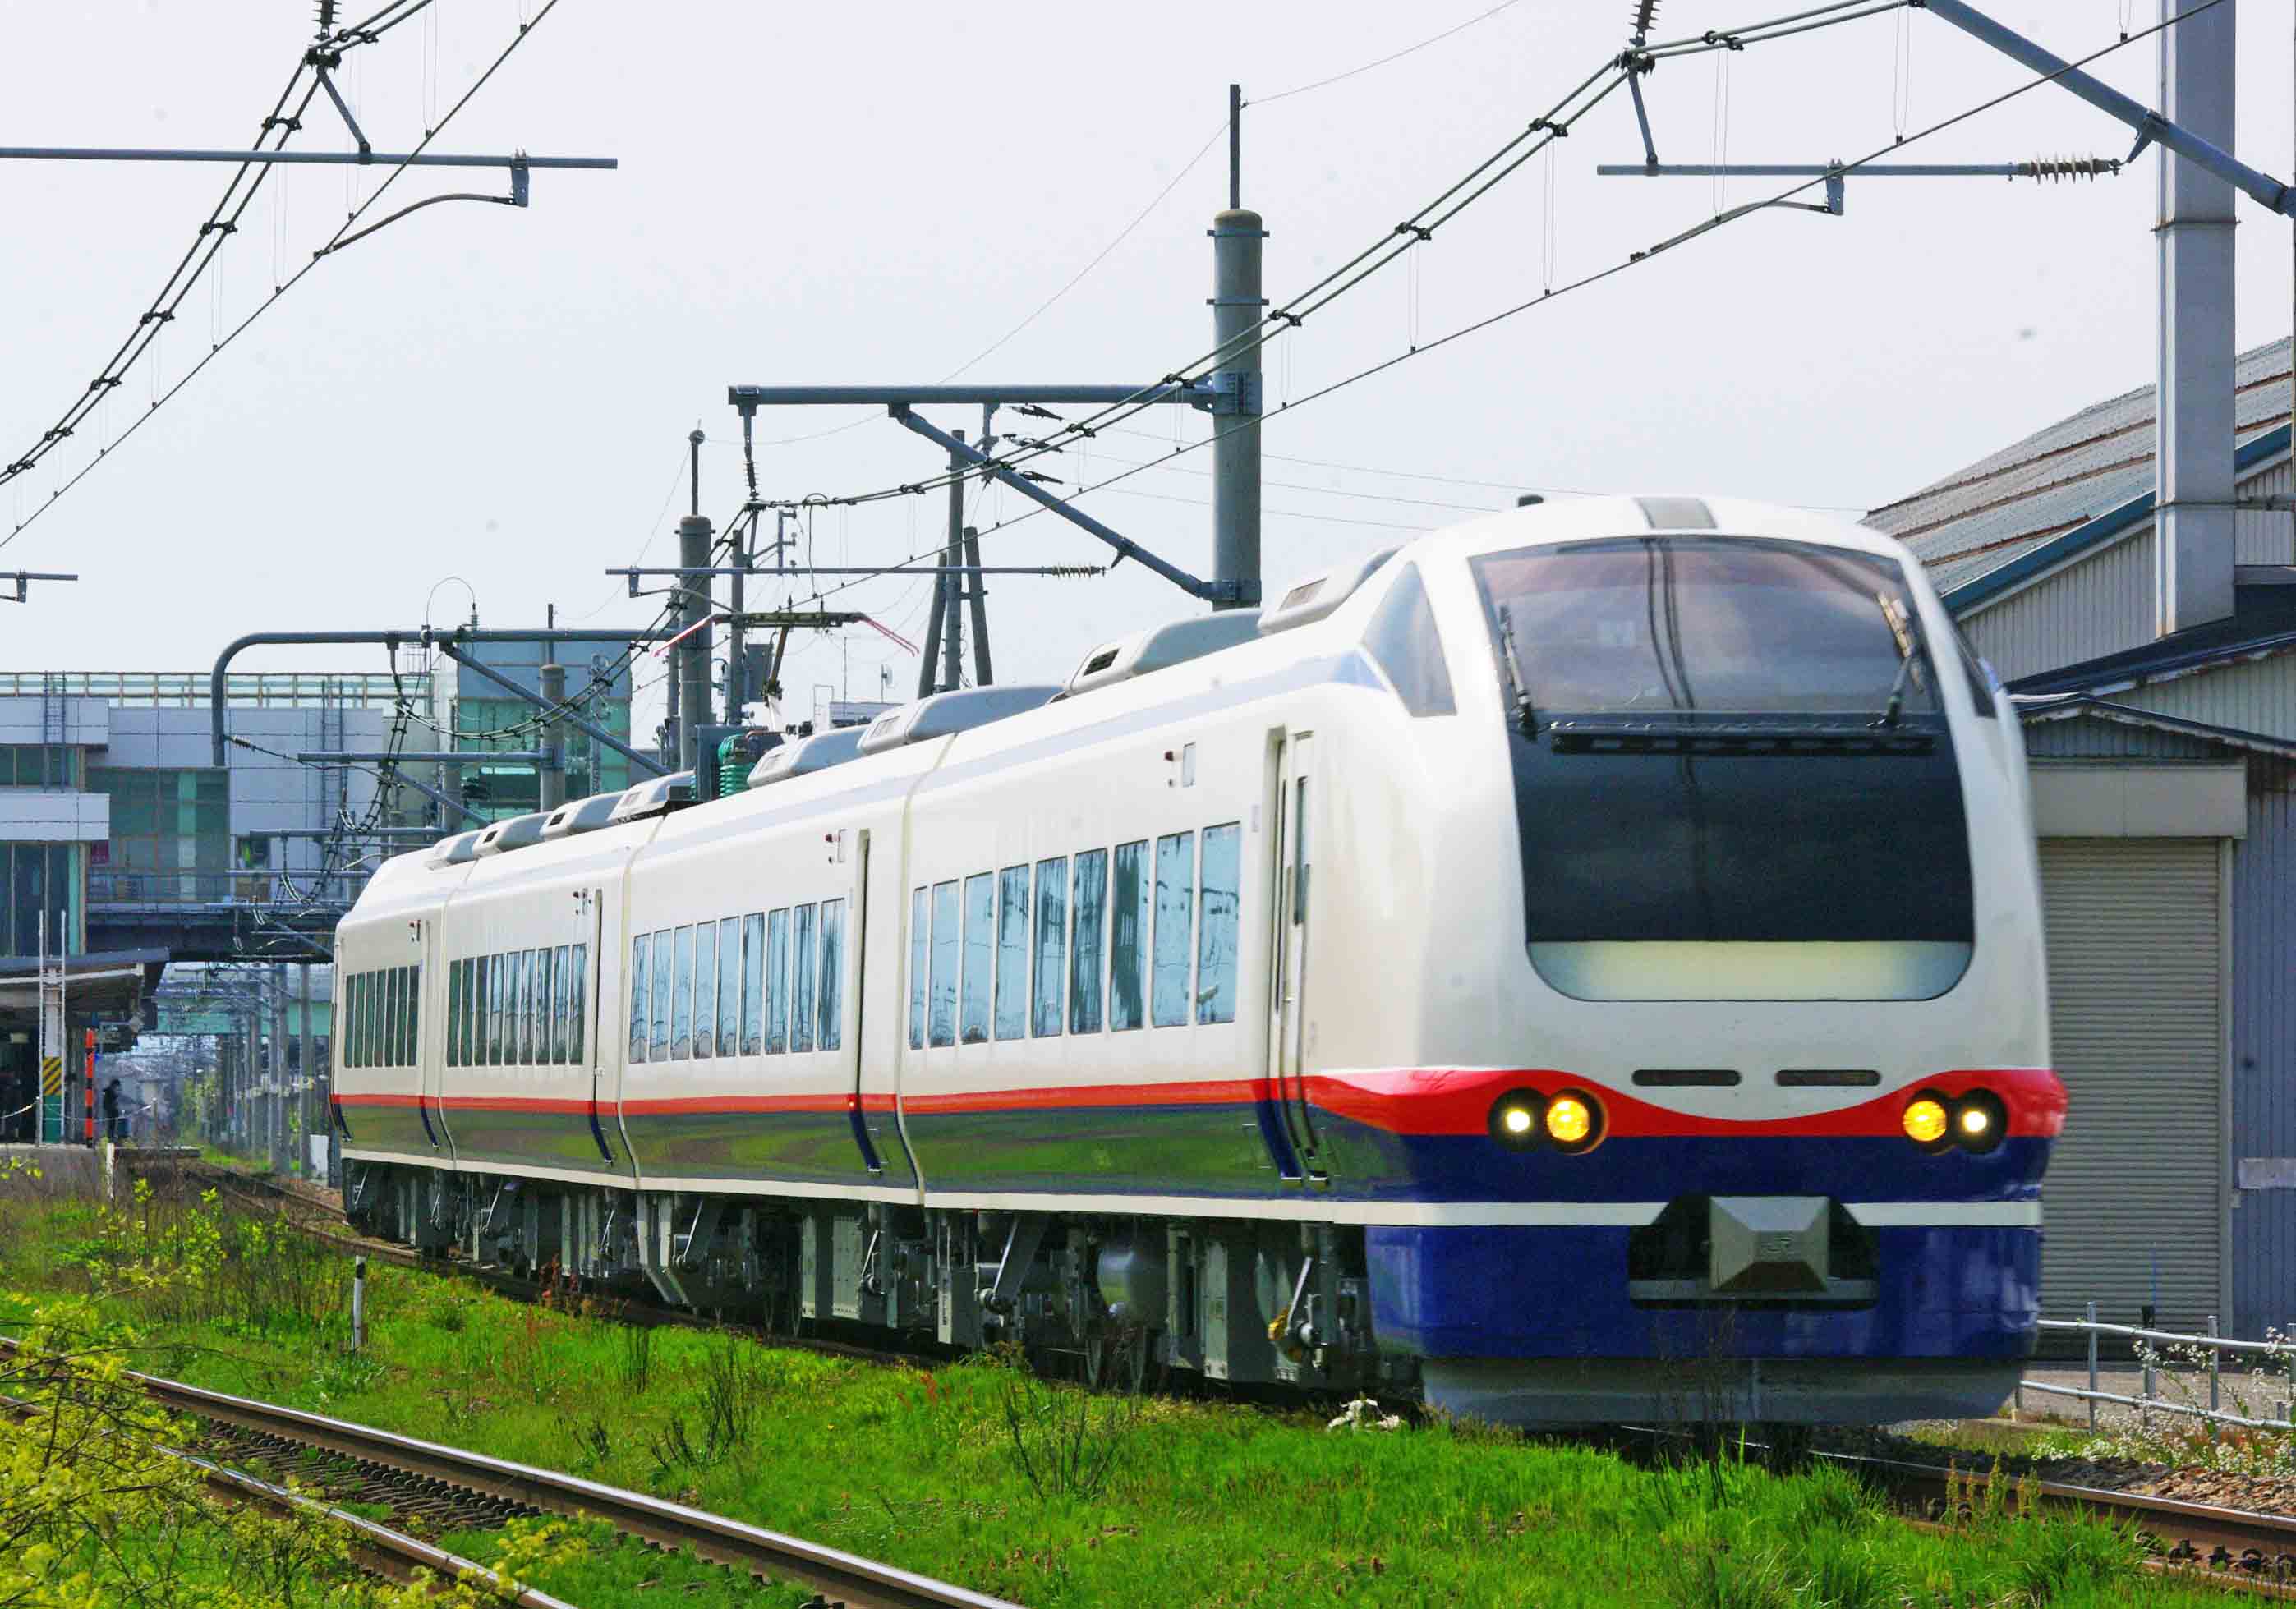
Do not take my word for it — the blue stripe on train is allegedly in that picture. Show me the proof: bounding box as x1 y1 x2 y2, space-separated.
1368 1224 2040 1358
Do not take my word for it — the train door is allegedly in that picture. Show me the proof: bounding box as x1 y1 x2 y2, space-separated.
584 886 618 1167
1268 731 1326 1181
845 829 886 1174
418 916 453 1161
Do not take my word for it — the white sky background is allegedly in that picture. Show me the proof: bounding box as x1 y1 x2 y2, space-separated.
3 1 2294 745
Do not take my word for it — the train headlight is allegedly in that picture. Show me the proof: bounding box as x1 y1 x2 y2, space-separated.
1951 1090 2008 1155
1902 1096 1950 1147
1488 1091 1544 1152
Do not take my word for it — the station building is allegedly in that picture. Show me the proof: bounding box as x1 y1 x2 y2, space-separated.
0 670 429 1139
1871 336 2296 1340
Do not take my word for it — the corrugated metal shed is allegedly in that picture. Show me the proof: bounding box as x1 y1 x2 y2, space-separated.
1867 338 2292 600
2232 775 2296 1339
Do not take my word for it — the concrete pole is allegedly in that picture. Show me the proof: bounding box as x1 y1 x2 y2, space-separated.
243 1006 258 1156
271 967 289 1174
943 431 965 692
1210 192 1264 609
725 514 748 726
537 661 567 811
2156 0 2239 633
297 961 314 1176
675 513 713 773
963 525 994 685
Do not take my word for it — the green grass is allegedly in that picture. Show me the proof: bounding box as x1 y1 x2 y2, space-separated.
0 1175 2239 1607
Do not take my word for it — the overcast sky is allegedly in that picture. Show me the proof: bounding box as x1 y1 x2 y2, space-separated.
4 1 2294 738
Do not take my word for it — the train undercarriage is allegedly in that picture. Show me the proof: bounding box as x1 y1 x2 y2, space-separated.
342 1161 1407 1395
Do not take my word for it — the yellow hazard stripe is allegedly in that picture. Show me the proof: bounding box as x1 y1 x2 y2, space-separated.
39 1057 62 1096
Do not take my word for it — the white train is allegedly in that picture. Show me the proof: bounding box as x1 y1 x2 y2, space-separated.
333 494 2064 1423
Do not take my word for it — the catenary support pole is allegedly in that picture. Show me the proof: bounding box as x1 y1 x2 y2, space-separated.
272 967 289 1175
943 430 965 692
1210 200 1265 611
963 525 993 686
298 962 314 1177
537 661 567 811
725 516 748 726
2156 0 2239 632
676 513 712 773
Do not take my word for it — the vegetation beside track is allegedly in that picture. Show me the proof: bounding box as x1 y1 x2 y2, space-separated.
0 1162 2243 1607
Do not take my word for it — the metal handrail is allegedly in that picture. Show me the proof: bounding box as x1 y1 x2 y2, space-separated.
2017 1302 2294 1435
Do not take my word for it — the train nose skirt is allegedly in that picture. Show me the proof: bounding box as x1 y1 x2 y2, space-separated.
1627 1195 1880 1307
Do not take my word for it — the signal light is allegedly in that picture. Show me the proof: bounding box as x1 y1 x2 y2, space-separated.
1951 1090 2008 1155
1488 1091 1544 1152
1488 1088 1605 1153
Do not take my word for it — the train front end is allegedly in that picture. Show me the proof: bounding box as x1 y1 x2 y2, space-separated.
1332 496 2062 1425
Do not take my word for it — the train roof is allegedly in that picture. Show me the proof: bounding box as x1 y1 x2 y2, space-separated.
338 494 1907 924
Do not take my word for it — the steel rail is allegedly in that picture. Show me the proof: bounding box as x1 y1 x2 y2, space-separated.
6 1288 1006 1609
0 1374 570 1606
190 1455 577 1607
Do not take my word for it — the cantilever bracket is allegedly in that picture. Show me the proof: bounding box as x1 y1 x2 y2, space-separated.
311 64 372 158
890 405 1246 605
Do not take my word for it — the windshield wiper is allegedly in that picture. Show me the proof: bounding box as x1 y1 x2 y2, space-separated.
1496 604 1539 735
1872 591 1925 728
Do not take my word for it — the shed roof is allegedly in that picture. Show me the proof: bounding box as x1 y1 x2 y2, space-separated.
1866 338 2292 601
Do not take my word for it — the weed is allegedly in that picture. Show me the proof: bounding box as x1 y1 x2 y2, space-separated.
616 1312 656 1395
999 1369 1135 1503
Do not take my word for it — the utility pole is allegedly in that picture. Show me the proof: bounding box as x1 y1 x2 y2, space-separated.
1211 82 1264 612
676 429 712 772
537 660 567 811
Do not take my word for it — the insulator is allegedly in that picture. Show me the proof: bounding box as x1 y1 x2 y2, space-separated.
1631 1 1660 43
317 0 337 31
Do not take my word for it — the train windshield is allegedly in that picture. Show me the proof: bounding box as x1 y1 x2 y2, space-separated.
1470 533 1973 1002
1472 536 1935 720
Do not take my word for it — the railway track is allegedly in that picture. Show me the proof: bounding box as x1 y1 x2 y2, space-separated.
160 1160 2296 1595
0 1329 1018 1609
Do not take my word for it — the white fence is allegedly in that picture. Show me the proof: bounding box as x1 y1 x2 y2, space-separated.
2015 1302 2294 1434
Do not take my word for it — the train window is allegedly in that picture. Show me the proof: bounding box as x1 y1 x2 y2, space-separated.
552 945 572 1064
994 865 1030 1040
908 890 927 1051
766 908 790 1055
1070 849 1107 1035
792 905 817 1055
491 952 508 1066
819 899 844 1052
541 949 559 1065
1153 831 1196 1027
501 954 517 1064
717 917 740 1059
1197 823 1241 1024
651 929 674 1062
927 882 958 1050
671 926 695 1060
446 961 461 1069
570 944 587 1064
961 872 993 1045
518 950 536 1065
386 968 403 1065
531 949 548 1064
1361 562 1457 717
1110 840 1149 1032
740 913 763 1056
406 965 421 1064
346 973 360 1068
1033 857 1066 1037
375 969 390 1065
693 922 717 1060
467 959 481 1067
628 935 650 1065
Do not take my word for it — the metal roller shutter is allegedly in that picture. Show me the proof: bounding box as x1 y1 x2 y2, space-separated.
2036 838 2224 1331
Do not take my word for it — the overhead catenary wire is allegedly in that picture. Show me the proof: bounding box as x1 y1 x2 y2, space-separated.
743 0 1913 526
0 0 564 556
761 3 2215 613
